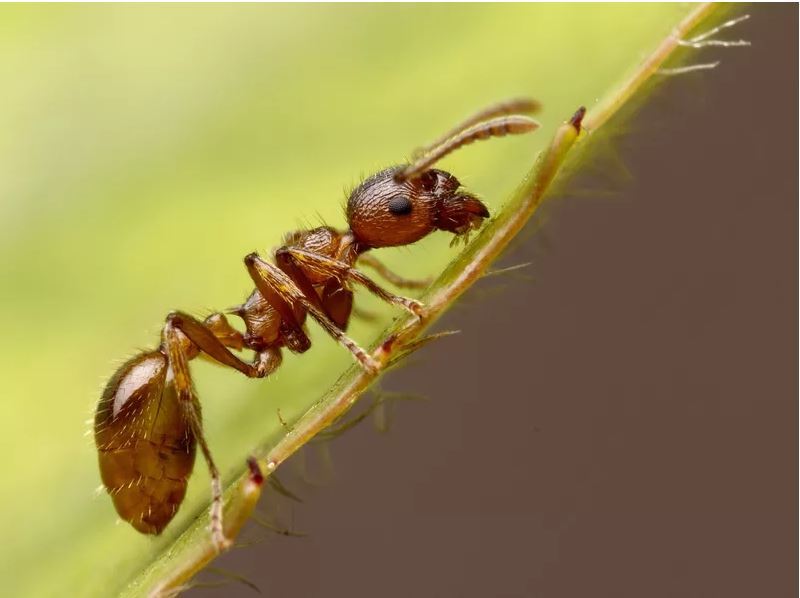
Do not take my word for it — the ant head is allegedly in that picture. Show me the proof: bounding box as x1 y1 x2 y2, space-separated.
347 166 489 249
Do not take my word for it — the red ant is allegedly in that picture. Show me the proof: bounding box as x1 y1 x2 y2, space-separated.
94 99 540 548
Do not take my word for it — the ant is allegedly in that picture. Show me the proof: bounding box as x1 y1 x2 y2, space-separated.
94 99 540 549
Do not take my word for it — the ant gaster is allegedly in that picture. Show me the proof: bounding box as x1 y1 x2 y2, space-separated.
94 99 540 548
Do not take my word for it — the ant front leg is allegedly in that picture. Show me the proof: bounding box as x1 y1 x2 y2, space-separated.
244 253 380 373
163 318 231 551
276 247 425 318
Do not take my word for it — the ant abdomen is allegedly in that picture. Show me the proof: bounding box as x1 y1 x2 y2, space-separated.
95 351 197 534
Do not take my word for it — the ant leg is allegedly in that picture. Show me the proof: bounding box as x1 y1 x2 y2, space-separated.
165 312 268 377
244 253 379 372
163 319 231 550
204 312 245 351
238 257 313 355
396 115 539 183
357 254 432 290
256 347 283 377
413 97 541 158
277 247 424 317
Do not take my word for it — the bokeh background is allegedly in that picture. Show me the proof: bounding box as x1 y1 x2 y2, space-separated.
0 4 795 598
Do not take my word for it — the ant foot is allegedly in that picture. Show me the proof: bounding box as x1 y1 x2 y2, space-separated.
359 353 381 375
403 298 425 319
211 528 233 552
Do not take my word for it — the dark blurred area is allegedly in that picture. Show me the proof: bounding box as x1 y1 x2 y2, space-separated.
193 6 797 597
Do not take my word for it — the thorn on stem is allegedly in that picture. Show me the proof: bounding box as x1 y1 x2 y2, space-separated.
570 106 587 132
246 457 264 486
658 61 720 76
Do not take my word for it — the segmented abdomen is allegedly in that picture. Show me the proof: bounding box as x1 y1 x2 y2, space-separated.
95 351 197 534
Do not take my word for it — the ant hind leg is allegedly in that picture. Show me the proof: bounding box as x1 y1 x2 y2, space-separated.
163 318 231 551
166 311 273 378
203 312 245 351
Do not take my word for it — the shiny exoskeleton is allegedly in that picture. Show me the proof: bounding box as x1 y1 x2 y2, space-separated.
94 99 540 548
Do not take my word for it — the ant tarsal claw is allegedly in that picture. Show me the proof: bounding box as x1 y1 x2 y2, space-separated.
403 298 426 317
211 529 233 552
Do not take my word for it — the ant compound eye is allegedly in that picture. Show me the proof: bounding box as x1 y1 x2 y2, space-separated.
388 195 412 216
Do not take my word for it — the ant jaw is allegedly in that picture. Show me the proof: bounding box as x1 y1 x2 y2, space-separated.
436 192 490 240
461 194 490 219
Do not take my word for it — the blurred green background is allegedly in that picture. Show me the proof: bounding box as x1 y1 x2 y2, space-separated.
0 4 696 596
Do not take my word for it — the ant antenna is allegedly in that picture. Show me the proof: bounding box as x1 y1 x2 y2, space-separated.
395 114 540 183
412 97 541 159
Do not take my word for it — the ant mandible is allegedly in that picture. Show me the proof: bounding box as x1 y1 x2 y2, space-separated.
94 98 540 549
